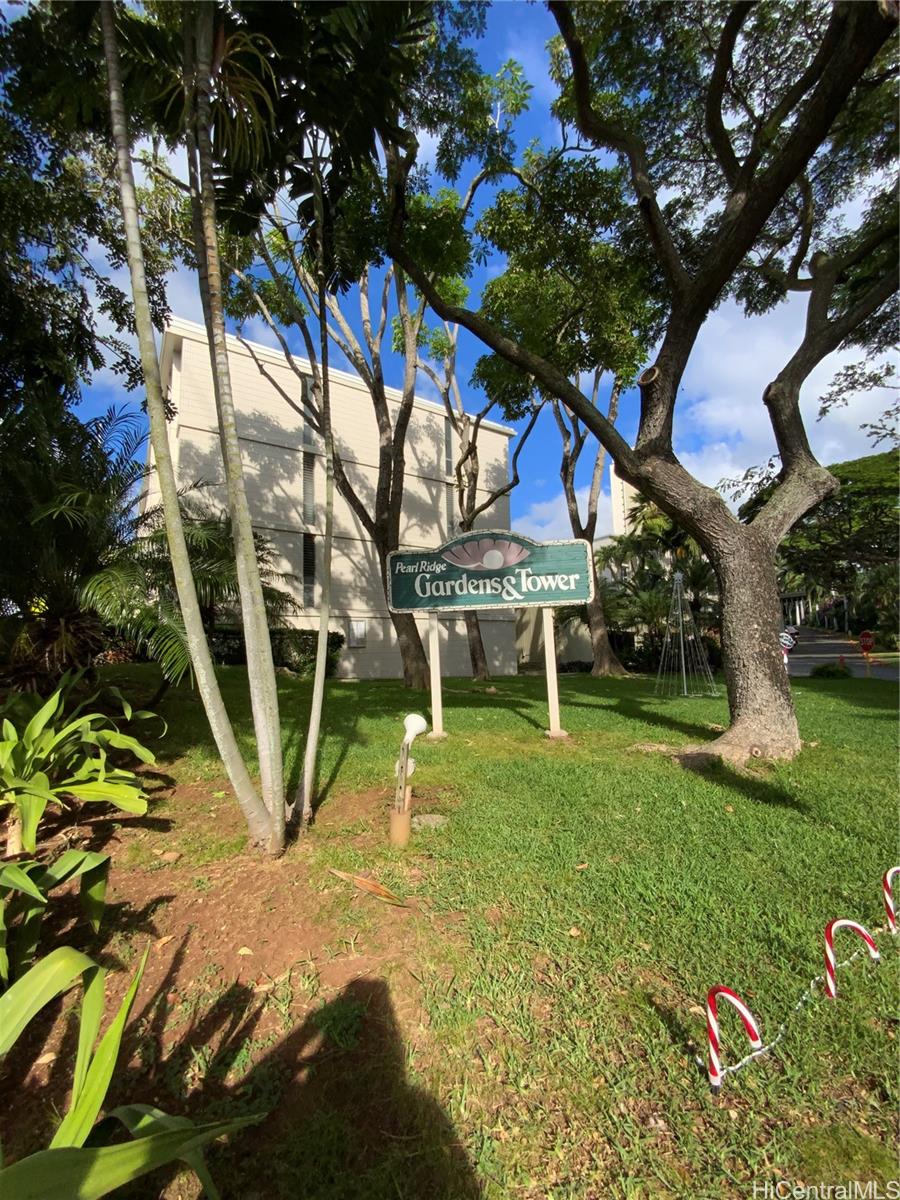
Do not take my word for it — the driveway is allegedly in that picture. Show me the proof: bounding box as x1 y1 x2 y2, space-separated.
786 626 899 681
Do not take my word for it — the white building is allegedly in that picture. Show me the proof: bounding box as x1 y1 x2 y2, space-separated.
150 318 519 679
610 462 641 537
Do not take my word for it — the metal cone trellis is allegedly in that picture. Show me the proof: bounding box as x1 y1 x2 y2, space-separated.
654 571 719 697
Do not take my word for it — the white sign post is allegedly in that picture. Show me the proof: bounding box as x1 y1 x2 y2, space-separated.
542 606 567 738
427 611 447 740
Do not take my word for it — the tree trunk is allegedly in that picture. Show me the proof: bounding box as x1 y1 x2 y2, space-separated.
191 9 284 853
100 0 273 851
702 529 800 761
298 161 334 828
390 610 429 689
586 598 626 677
586 563 626 677
464 610 490 680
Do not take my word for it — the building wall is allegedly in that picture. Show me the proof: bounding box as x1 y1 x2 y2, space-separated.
148 319 518 679
610 462 641 537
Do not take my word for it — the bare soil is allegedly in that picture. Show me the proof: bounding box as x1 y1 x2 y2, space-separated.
1 780 479 1199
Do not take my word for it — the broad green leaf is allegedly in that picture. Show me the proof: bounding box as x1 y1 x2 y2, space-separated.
59 781 147 814
2 719 17 743
0 947 95 1056
22 691 62 751
96 730 156 765
17 794 49 854
51 947 149 1148
0 862 47 903
37 850 110 892
103 1105 226 1199
71 965 105 1108
0 899 7 984
0 1116 260 1200
8 894 46 979
78 860 110 935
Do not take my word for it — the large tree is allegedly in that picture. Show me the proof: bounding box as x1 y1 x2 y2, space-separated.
388 0 898 761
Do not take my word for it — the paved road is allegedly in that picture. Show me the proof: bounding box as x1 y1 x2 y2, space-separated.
786 626 899 681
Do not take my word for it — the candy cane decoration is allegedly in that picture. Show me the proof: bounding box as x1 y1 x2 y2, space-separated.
883 868 899 934
823 919 879 999
706 985 763 1093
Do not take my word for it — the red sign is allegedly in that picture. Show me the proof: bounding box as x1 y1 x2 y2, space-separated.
859 630 876 654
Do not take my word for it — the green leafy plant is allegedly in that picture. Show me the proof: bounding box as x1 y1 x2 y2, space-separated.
0 849 110 985
0 945 258 1198
0 673 159 856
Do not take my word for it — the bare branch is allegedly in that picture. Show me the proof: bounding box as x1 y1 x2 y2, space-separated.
467 402 544 525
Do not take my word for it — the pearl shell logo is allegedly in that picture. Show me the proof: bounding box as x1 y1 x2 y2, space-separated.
441 537 531 571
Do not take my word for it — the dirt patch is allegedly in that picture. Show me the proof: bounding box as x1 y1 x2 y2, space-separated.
0 778 475 1197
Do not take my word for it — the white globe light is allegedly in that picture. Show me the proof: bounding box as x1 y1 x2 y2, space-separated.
403 713 428 744
482 548 504 569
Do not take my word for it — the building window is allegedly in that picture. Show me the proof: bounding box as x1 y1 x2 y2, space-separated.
347 618 367 649
302 452 315 525
445 483 455 538
303 533 315 607
444 414 453 477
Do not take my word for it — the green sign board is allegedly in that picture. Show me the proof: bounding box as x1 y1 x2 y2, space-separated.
388 531 594 613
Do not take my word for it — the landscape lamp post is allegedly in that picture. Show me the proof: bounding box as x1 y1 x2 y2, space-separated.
390 712 428 847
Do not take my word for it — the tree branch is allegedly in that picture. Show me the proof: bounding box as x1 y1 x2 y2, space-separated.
388 241 641 480
705 2 755 186
548 1 689 296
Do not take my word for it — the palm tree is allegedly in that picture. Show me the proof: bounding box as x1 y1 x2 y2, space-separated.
100 0 274 851
82 499 297 700
183 6 285 851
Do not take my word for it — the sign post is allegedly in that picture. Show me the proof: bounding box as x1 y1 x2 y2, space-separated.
388 531 593 739
542 607 565 737
427 611 446 739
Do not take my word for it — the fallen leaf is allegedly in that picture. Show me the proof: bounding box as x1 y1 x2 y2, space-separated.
160 850 181 864
575 863 589 871
155 934 175 950
237 946 254 956
728 1109 739 1122
639 942 651 951
689 1005 705 1017
328 868 406 907
212 790 227 798
35 1052 57 1066
724 805 734 814
568 926 582 938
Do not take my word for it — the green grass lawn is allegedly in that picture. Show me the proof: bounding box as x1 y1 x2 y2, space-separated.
103 665 898 1198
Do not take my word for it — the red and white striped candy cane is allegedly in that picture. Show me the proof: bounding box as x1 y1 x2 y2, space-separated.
706 985 763 1093
883 868 900 935
823 919 880 999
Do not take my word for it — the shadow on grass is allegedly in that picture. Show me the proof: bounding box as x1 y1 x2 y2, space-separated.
98 971 483 1200
678 756 806 812
645 992 703 1079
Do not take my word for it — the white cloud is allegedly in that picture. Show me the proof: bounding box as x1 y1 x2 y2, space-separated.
513 485 612 542
674 294 896 487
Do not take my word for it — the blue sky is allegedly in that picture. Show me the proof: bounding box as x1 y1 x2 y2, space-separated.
79 1 889 541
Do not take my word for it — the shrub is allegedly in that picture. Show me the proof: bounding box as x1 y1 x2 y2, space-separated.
810 662 852 679
0 945 258 1197
208 627 345 677
0 671 160 856
0 849 110 985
